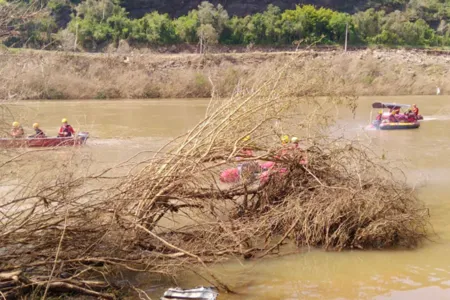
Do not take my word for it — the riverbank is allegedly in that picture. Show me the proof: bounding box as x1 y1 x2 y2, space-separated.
0 48 449 100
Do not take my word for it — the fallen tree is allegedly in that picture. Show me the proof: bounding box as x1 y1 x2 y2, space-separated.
0 58 429 298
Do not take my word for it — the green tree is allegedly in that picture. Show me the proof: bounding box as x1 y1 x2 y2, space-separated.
371 11 438 46
129 12 177 44
197 1 228 34
280 5 337 44
174 10 199 43
197 23 218 52
353 9 385 43
195 1 229 51
220 15 246 44
69 0 130 49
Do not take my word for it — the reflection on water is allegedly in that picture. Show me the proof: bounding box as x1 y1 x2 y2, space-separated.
6 96 450 299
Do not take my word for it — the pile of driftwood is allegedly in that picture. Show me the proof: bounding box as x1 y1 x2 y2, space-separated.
0 60 429 299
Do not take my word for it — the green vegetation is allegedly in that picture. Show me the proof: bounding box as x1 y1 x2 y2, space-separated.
2 0 450 50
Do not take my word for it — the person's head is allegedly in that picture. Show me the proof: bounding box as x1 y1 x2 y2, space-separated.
61 118 68 125
33 123 39 129
281 135 289 145
291 137 299 144
391 111 395 115
12 121 20 128
412 104 416 108
378 110 383 114
242 135 250 143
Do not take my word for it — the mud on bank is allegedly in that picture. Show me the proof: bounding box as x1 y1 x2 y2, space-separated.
0 48 449 100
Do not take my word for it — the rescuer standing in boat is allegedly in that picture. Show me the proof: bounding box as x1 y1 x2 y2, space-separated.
31 123 46 138
10 122 24 138
58 118 75 137
412 104 419 117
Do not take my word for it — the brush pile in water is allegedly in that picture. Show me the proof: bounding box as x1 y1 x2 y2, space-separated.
0 59 428 298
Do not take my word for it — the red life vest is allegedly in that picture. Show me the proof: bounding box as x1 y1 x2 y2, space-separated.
59 125 75 137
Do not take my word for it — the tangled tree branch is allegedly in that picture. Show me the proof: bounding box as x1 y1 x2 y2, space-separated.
0 55 429 298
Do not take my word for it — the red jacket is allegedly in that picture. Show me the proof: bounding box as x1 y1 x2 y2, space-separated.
412 107 419 116
59 124 75 137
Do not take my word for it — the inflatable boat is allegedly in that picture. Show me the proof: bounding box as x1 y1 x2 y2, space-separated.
0 132 89 148
368 102 422 131
372 102 423 121
378 121 420 130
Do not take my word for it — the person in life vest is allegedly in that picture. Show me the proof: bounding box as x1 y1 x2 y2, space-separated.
388 111 398 123
10 122 24 138
290 136 300 148
239 135 254 157
281 135 290 145
375 110 383 121
406 112 416 123
275 135 290 158
411 104 419 117
373 110 383 127
58 118 75 137
30 123 46 138
290 136 308 165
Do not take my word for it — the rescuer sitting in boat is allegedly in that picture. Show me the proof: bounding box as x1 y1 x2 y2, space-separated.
388 111 398 123
30 123 46 138
58 118 75 137
404 109 416 122
374 110 383 126
10 122 25 138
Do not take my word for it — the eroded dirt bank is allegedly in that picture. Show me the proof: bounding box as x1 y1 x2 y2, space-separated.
0 48 449 100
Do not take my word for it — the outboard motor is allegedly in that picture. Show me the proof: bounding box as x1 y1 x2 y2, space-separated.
77 132 89 143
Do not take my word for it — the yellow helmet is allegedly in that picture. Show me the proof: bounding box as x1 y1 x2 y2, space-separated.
61 118 67 123
291 137 299 143
12 121 19 127
242 135 250 142
281 135 289 144
33 123 39 128
378 110 383 114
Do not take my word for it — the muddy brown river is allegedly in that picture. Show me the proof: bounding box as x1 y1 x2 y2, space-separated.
7 95 450 299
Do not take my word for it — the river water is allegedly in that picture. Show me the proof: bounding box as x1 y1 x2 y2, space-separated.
7 96 450 299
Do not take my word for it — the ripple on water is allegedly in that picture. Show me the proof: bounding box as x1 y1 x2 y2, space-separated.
374 286 450 300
